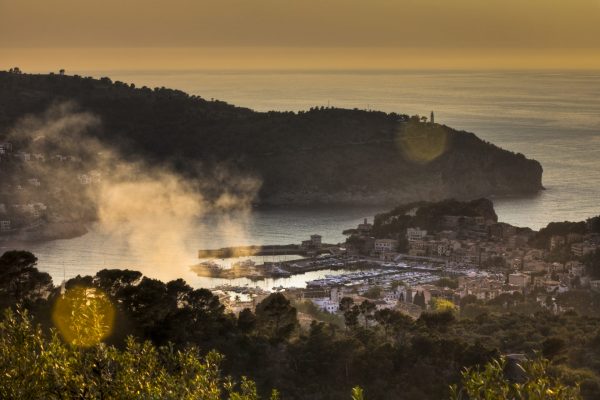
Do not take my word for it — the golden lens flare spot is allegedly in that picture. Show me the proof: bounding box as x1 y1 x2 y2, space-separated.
397 122 448 163
52 286 115 347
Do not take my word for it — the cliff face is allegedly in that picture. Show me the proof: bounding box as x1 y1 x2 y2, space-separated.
0 72 543 205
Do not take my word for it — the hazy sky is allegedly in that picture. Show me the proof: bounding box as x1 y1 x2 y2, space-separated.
2 0 600 70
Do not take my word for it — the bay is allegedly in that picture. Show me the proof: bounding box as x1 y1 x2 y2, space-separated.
8 70 599 286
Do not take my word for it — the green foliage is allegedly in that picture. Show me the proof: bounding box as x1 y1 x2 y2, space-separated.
431 298 457 312
450 356 582 400
0 72 543 206
529 221 589 249
413 290 427 308
351 386 365 400
435 277 459 289
0 250 52 309
587 216 600 234
419 309 456 330
373 198 497 238
4 250 600 399
294 300 343 327
363 286 382 299
255 293 298 341
583 249 600 279
0 308 272 400
52 286 115 347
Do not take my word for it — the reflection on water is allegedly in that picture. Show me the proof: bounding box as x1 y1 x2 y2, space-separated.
189 268 358 290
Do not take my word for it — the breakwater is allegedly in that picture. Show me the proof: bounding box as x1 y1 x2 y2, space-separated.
198 244 334 258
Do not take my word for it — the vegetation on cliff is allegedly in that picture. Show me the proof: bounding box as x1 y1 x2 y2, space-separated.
372 198 498 238
0 71 543 204
530 216 600 249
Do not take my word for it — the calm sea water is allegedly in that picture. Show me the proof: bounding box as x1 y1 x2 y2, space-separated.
6 70 599 286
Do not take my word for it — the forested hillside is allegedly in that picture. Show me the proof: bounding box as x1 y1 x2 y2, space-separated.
0 71 543 205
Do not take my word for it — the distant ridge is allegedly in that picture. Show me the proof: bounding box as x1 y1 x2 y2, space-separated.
0 71 543 205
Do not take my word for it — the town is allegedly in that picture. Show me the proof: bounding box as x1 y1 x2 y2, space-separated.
0 140 98 242
206 200 600 322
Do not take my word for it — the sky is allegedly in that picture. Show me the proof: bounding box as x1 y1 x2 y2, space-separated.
2 0 600 70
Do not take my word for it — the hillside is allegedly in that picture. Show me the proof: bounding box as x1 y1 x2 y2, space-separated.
0 71 544 205
372 198 499 238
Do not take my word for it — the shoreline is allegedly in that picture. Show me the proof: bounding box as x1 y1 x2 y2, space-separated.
0 222 89 249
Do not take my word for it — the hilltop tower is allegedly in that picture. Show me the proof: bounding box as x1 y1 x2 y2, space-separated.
430 111 435 124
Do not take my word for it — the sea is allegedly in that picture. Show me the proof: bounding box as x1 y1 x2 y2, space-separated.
4 70 599 288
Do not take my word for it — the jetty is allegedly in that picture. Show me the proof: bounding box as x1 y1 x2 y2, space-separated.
198 244 305 258
198 234 339 258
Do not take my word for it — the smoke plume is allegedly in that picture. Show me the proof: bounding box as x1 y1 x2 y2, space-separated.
3 103 261 281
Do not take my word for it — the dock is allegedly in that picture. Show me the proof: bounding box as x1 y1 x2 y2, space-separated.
198 244 336 259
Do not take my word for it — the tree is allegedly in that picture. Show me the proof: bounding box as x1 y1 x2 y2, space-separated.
255 293 298 341
94 268 142 297
542 337 566 360
413 291 426 308
339 297 355 313
359 300 376 327
343 305 360 330
583 249 600 279
237 308 257 334
419 309 455 331
434 278 459 289
449 356 582 400
0 308 279 400
431 298 457 312
373 308 412 338
459 294 478 309
52 286 115 347
0 250 52 308
363 286 382 299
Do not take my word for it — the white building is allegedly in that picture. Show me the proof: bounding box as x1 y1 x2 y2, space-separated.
16 152 31 162
0 142 12 154
590 280 600 292
0 220 11 232
406 227 427 242
374 239 398 253
78 174 92 185
572 242 598 257
312 298 339 313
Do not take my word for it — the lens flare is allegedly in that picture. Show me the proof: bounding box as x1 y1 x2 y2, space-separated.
397 122 448 163
52 286 115 347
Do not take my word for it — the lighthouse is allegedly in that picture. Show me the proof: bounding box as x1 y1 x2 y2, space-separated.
430 111 435 124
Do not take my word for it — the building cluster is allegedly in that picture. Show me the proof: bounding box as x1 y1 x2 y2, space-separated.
0 141 100 235
290 214 600 317
0 202 48 233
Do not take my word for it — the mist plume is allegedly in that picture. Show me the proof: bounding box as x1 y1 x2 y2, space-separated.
5 103 261 281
